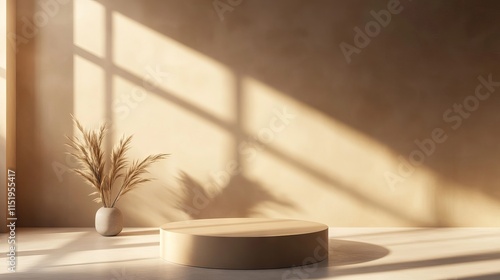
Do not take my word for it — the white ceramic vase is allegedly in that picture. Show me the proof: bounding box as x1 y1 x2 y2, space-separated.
95 207 123 236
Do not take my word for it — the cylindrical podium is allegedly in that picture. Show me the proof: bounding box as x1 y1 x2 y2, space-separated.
160 218 329 269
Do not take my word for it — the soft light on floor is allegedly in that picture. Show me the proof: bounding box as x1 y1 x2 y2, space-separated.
1 227 500 279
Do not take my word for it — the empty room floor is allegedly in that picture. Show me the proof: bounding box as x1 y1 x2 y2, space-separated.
1 227 500 279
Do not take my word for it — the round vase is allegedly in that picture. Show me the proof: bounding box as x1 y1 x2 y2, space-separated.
95 207 123 236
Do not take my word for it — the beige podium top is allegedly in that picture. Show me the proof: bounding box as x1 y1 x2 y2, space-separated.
161 218 328 237
160 218 329 269
160 218 328 269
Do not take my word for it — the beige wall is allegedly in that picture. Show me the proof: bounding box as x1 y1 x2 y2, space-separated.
1 0 15 233
0 0 7 233
16 0 500 227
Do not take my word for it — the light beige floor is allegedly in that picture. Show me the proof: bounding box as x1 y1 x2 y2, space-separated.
1 227 500 279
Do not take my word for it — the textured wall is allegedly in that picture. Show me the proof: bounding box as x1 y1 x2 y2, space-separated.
16 0 500 227
1 0 16 233
0 0 7 233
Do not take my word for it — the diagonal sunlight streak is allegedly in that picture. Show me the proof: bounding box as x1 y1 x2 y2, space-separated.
24 231 92 271
91 52 430 225
261 143 432 226
73 4 447 225
242 78 437 225
73 46 236 134
112 10 235 125
12 242 159 258
328 251 500 277
20 230 158 272
73 44 428 225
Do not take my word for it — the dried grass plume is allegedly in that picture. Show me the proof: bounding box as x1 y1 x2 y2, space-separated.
65 116 168 207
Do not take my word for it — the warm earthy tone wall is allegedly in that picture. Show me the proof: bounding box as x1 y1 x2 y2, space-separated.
16 0 500 227
1 0 15 233
0 0 7 233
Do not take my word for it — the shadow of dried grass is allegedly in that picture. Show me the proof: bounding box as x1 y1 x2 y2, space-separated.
173 171 295 219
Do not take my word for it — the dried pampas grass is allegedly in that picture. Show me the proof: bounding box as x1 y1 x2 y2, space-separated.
65 116 168 207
